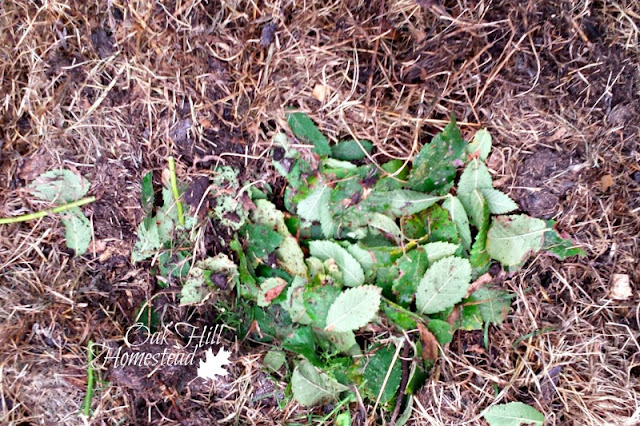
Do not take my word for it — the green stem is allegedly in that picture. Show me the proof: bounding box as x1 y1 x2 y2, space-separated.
382 296 428 326
0 196 96 225
168 156 185 225
83 340 95 417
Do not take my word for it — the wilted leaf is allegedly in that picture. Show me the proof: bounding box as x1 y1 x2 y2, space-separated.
263 350 286 372
471 287 512 325
543 227 585 260
257 277 288 307
416 257 472 315
324 285 382 332
363 346 403 404
310 240 365 287
442 196 472 250
392 249 428 306
427 319 454 345
287 112 331 156
141 171 154 216
61 207 92 255
282 276 312 324
283 326 322 366
458 159 493 196
303 284 342 328
132 217 161 262
423 242 459 264
407 119 466 193
486 215 547 266
291 360 349 406
483 402 544 426
361 190 443 217
243 223 283 260
331 139 373 161
467 128 492 160
481 188 518 214
30 169 90 203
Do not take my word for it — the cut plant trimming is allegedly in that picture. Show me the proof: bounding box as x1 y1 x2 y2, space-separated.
128 113 582 424
2 113 582 424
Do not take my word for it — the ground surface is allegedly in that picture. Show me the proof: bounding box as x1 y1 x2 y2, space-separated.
1 0 639 425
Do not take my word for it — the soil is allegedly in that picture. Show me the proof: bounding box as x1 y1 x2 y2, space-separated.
1 0 639 425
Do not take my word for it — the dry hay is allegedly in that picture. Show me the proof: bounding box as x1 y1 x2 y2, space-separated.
0 0 639 424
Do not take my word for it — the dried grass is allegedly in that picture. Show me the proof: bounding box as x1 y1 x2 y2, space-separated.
1 0 638 424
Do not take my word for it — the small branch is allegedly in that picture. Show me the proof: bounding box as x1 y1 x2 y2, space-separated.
382 296 428 326
168 156 185 225
390 339 411 425
0 196 96 225
82 340 95 417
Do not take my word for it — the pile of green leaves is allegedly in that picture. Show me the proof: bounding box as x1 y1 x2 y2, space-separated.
230 113 582 420
132 168 241 303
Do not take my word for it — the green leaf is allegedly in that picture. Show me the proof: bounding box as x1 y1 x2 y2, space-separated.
471 287 513 325
278 236 308 277
242 223 283 260
331 139 373 161
486 215 547 266
467 128 492 161
324 285 382 332
459 190 489 230
335 411 352 426
287 112 331 156
309 240 365 287
361 190 443 217
282 276 312 324
423 242 459 264
456 304 484 330
481 188 518 214
60 207 92 255
291 360 349 407
30 169 90 203
407 119 466 193
180 254 239 304
283 326 322 366
363 346 403 404
346 244 376 275
251 199 289 235
303 284 342 328
483 402 544 426
425 204 459 245
367 212 403 243
132 217 161 262
257 277 288 307
392 249 428 306
442 196 472 250
313 329 361 356
297 185 329 223
263 350 286 372
543 227 586 260
141 171 154 216
416 257 472 315
458 159 493 195
469 200 491 270
427 319 454 345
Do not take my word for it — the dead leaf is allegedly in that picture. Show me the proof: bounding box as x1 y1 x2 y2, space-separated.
312 84 329 102
264 283 287 303
609 274 632 300
600 174 614 191
466 272 493 297
417 322 439 361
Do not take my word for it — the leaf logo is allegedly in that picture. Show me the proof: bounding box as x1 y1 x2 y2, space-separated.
197 347 232 381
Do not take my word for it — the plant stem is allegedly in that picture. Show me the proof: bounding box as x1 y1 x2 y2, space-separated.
83 340 95 417
168 156 185 225
0 196 96 225
382 296 428 325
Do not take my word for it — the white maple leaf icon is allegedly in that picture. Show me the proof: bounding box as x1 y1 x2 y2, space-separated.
197 347 232 381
